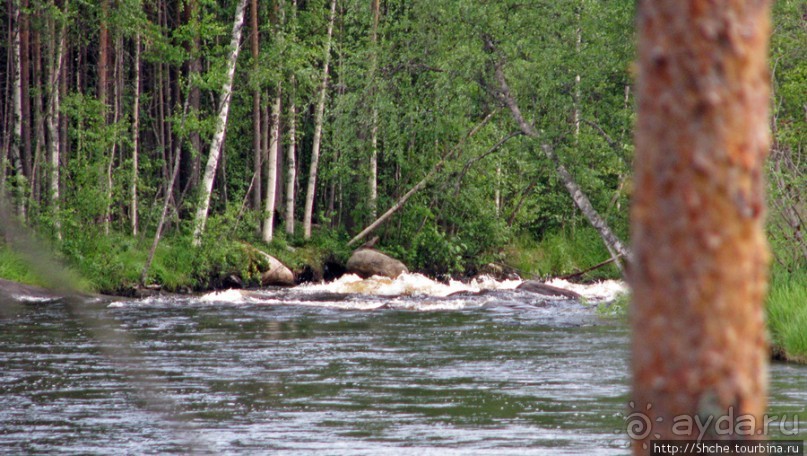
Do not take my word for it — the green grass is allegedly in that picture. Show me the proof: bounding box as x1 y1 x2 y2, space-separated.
503 227 622 280
0 244 52 288
766 268 807 363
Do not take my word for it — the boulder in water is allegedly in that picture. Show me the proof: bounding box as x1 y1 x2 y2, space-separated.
346 248 408 279
250 250 294 287
517 280 582 300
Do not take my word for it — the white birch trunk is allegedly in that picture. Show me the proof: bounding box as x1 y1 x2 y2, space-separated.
46 0 68 241
192 0 248 246
262 84 282 242
284 78 297 235
10 0 27 218
302 0 337 239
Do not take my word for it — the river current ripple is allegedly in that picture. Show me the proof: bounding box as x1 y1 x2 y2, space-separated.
0 275 803 455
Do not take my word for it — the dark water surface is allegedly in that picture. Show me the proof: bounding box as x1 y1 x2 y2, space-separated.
0 287 804 455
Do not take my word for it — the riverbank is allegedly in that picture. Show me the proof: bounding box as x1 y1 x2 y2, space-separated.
2 230 804 364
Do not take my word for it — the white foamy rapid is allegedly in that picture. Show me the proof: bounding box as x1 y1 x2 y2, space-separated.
299 273 522 298
199 288 248 304
114 273 628 311
544 278 628 303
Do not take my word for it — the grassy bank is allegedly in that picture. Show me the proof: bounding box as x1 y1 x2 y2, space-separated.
766 269 807 363
502 227 623 281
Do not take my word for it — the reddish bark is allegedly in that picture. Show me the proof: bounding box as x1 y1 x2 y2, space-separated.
631 0 773 452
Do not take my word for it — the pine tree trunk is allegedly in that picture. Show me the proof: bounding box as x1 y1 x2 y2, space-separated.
250 0 262 215
630 1 772 452
192 0 248 246
262 85 282 243
303 0 337 239
131 33 141 236
285 78 297 235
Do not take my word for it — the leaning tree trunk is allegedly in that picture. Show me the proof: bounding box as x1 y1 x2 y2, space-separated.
192 0 248 246
630 1 772 453
493 59 629 264
302 0 337 239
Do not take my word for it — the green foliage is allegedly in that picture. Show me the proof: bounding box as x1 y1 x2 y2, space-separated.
0 244 50 288
766 268 807 363
597 292 630 320
503 227 620 280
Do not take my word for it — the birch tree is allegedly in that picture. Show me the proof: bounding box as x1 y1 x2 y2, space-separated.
630 0 772 452
302 0 337 239
285 77 297 235
46 0 69 241
10 0 27 218
192 0 249 246
262 84 282 242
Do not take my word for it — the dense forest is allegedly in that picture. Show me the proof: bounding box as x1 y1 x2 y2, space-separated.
0 0 804 292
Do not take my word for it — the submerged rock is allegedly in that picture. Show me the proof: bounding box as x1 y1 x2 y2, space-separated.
346 248 408 279
517 280 583 300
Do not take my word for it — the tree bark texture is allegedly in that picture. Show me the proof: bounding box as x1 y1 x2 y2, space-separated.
302 0 337 239
262 85 282 242
192 0 248 246
285 78 297 235
250 0 261 214
630 1 772 452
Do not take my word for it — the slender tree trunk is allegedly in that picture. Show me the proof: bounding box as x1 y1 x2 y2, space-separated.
20 0 31 184
368 0 380 219
186 0 202 192
141 86 192 285
104 34 122 236
131 33 141 236
630 1 772 453
250 0 261 214
98 0 108 108
262 84 281 242
47 0 68 241
302 0 337 239
492 57 629 265
10 0 27 218
192 0 248 246
285 77 297 235
348 111 494 246
31 20 45 205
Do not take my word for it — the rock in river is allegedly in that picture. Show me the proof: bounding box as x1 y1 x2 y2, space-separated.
517 280 582 300
258 253 295 287
346 248 408 279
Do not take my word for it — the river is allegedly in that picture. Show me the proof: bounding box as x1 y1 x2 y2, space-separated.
0 274 804 455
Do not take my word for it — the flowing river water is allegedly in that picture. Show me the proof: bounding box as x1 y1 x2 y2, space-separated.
0 274 804 455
